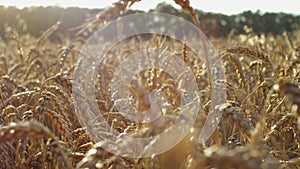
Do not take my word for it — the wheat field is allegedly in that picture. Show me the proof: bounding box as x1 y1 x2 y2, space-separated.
0 1 300 169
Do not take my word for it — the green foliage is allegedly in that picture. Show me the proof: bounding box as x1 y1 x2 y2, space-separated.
0 3 299 40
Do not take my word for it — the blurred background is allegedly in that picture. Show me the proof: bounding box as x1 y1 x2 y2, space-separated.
0 0 299 41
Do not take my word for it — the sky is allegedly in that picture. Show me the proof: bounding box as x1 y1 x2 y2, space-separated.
0 0 299 15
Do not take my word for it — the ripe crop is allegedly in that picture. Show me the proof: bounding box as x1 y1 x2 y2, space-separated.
0 1 300 168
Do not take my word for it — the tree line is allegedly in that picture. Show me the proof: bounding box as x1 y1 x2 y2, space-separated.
0 2 299 40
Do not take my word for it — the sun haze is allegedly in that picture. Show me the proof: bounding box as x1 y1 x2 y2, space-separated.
0 0 299 15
